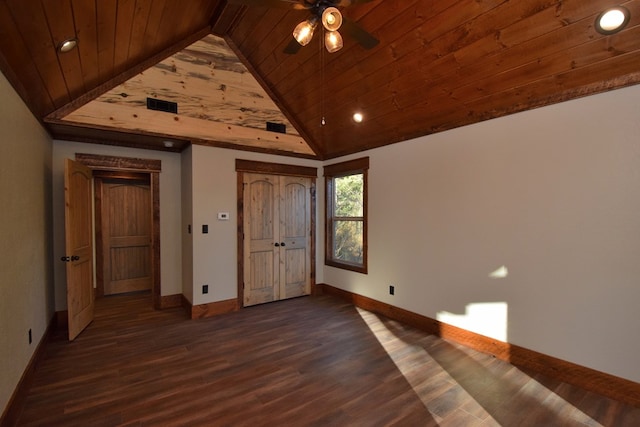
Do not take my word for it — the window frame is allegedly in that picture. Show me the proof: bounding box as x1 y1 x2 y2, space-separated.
324 157 369 274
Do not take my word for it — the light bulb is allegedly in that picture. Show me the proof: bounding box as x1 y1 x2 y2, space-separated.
595 7 630 34
293 18 318 46
322 7 342 31
325 31 343 53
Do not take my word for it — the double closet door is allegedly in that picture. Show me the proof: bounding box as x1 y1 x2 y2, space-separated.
243 173 313 306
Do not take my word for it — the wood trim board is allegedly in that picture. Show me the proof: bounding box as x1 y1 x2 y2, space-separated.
181 296 239 319
235 159 318 178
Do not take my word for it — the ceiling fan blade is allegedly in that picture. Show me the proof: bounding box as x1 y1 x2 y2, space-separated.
226 0 308 10
284 38 303 54
342 18 379 50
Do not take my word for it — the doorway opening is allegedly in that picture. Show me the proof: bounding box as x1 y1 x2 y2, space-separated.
94 171 152 297
75 153 162 309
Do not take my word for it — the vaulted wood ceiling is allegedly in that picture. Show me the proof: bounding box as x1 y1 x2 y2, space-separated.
1 0 639 159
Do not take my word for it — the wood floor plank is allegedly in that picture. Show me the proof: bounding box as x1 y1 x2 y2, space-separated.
14 292 640 426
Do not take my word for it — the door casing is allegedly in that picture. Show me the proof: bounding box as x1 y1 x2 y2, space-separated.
236 159 318 309
75 153 162 309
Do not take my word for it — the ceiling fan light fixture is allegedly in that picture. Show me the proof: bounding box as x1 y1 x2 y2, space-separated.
325 30 343 53
322 7 342 31
293 17 318 46
595 6 630 35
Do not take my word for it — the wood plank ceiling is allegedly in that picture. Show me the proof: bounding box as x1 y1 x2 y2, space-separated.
0 0 639 159
60 35 313 156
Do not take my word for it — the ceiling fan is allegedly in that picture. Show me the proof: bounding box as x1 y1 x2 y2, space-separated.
228 0 379 54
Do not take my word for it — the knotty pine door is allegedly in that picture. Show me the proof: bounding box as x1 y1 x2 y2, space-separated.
64 159 95 340
242 173 312 306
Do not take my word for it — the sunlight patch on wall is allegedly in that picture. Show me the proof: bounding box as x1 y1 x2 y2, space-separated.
489 265 508 279
437 302 508 342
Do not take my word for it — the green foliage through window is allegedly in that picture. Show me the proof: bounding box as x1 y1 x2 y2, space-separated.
335 174 363 216
333 174 363 263
333 220 363 264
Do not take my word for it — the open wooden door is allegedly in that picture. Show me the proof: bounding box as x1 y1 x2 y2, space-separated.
63 159 94 340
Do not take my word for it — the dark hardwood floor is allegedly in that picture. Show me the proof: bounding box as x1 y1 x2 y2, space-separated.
15 293 640 426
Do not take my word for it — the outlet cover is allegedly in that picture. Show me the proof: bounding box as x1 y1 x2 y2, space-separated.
389 285 395 295
202 284 209 294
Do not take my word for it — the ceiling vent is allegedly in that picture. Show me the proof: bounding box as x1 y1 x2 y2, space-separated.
147 97 178 114
266 122 286 134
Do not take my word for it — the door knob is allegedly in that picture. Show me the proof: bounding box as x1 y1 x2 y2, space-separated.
71 255 80 261
60 256 70 262
274 242 280 247
280 242 286 247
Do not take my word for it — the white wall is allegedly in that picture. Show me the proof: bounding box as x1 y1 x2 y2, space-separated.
51 141 182 309
323 84 640 383
0 73 54 414
187 145 323 306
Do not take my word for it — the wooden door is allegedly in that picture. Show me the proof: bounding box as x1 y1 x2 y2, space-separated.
243 173 312 306
64 159 94 341
100 179 152 295
280 175 312 300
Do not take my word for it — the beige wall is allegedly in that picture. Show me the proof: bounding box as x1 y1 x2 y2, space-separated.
323 84 640 383
0 73 54 413
181 146 194 303
51 141 183 309
185 145 322 306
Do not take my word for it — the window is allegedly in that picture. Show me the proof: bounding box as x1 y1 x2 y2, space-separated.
324 157 369 273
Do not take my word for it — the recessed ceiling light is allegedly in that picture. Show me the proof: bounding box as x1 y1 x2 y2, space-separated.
353 112 364 123
595 7 630 35
163 140 175 148
58 38 78 53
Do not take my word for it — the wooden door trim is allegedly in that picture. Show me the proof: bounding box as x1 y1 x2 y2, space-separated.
236 159 317 178
75 153 162 309
236 160 317 309
76 153 161 172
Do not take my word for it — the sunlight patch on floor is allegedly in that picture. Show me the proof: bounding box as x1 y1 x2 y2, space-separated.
357 307 603 426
